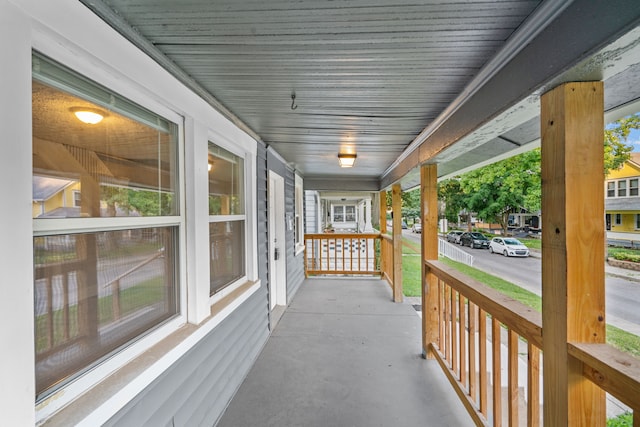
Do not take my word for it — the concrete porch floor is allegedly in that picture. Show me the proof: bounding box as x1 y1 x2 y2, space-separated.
216 278 473 427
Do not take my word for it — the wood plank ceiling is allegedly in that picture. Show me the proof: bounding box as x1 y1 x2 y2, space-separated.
80 0 640 190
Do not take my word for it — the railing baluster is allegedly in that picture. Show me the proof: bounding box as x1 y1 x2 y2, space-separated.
492 318 502 427
451 288 458 377
445 284 452 365
469 302 477 404
527 343 540 427
508 329 519 426
438 278 445 352
459 294 467 388
62 273 70 340
479 309 488 418
46 276 54 349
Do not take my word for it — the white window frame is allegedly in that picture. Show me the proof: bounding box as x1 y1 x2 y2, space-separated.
618 180 627 197
331 204 357 223
31 47 188 423
615 213 622 225
294 174 304 254
606 181 615 197
207 133 256 307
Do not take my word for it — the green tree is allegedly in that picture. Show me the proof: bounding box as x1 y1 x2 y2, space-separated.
459 149 541 234
604 114 639 174
438 178 466 224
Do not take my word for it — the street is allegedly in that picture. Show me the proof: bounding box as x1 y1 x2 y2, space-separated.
403 229 640 336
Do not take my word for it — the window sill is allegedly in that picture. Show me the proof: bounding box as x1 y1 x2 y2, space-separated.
40 280 260 427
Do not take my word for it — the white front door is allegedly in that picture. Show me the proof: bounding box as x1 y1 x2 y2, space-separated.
268 171 287 310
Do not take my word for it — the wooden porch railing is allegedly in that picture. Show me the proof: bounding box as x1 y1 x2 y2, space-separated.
304 233 381 276
380 234 393 285
425 259 640 426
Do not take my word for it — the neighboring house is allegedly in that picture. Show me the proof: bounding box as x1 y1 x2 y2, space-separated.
32 176 81 218
605 153 640 242
304 191 377 233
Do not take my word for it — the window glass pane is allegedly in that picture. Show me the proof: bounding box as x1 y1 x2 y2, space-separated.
607 182 615 197
208 143 244 215
618 181 627 197
32 56 178 219
210 221 245 295
631 179 639 196
34 227 179 398
333 206 344 222
636 214 640 229
345 205 356 222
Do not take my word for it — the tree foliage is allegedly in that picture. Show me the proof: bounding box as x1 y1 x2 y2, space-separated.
437 114 640 233
604 114 639 174
459 149 541 234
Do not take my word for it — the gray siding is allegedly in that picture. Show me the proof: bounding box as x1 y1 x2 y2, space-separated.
103 287 269 427
304 190 319 233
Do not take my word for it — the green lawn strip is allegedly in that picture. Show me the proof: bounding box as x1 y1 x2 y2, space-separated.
439 257 640 359
518 237 541 250
402 253 422 297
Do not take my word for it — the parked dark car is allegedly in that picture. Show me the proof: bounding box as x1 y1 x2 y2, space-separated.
446 230 463 244
460 232 490 249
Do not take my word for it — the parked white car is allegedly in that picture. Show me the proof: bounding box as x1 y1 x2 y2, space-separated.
489 237 530 257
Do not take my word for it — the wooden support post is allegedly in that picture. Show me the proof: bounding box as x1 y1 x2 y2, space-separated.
379 190 387 276
392 183 403 302
541 81 606 426
421 163 439 358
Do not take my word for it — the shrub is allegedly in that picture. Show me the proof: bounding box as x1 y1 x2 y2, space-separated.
612 252 640 263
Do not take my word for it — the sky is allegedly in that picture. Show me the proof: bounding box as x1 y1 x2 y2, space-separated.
630 128 640 152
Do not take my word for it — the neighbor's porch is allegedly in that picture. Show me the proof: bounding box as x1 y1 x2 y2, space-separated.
216 277 472 427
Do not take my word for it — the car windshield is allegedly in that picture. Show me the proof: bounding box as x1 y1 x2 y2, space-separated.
470 233 485 239
504 238 522 245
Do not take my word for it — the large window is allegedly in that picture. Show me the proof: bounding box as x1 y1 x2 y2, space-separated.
208 142 246 295
332 205 356 223
32 53 180 399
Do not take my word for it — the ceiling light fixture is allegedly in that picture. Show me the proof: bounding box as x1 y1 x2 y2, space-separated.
71 107 105 125
338 153 357 168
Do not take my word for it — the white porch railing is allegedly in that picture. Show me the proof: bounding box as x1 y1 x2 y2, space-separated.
438 238 474 267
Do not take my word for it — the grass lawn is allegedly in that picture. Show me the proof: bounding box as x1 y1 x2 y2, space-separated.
400 239 640 358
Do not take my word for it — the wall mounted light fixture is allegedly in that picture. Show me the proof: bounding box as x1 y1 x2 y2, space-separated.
71 107 105 124
338 153 357 168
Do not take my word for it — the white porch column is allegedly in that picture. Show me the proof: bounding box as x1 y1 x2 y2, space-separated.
364 197 374 232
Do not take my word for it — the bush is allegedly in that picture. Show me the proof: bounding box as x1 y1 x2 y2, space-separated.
612 252 640 263
607 412 632 427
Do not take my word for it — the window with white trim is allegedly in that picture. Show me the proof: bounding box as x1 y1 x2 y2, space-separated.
208 142 246 295
631 178 639 196
618 180 627 197
636 214 640 229
331 204 357 223
615 213 622 225
32 53 180 400
294 174 304 251
607 181 615 197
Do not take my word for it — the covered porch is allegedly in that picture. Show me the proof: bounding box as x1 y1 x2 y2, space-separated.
217 277 472 426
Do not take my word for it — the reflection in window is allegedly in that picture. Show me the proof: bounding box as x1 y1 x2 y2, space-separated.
34 227 179 399
209 221 245 295
31 53 181 400
32 54 178 219
208 144 244 215
208 142 246 295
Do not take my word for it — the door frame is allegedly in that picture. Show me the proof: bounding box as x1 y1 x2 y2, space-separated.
268 171 287 310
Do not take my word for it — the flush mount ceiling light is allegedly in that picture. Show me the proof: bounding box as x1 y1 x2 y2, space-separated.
70 107 105 125
338 153 357 168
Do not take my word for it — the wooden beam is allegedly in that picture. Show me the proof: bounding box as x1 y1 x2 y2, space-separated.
421 164 439 358
379 190 387 278
541 81 605 426
392 183 403 302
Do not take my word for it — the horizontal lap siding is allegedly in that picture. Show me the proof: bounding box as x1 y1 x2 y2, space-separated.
103 283 269 427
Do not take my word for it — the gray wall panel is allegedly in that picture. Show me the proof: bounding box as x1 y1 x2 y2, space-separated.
104 286 269 427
